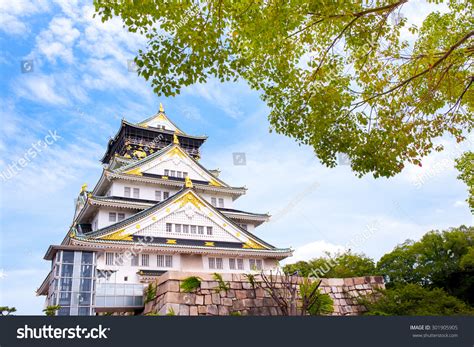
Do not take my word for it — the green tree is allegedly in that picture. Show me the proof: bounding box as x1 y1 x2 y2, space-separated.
361 284 473 316
377 226 474 305
0 306 17 316
94 0 473 178
455 151 473 212
284 251 377 278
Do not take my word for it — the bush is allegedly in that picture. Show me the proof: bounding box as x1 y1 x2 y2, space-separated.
180 276 202 293
360 284 473 316
144 283 156 303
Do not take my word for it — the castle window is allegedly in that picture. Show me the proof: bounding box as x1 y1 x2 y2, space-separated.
165 255 173 267
209 257 223 270
163 191 170 199
155 191 161 201
229 258 236 270
198 226 204 235
166 223 172 233
175 224 181 233
191 225 196 234
249 259 263 271
141 254 149 267
239 224 248 230
157 255 164 267
211 197 216 206
207 226 213 235
170 170 176 177
133 188 140 198
105 252 114 266
237 259 244 270
183 172 188 178
131 255 139 266
118 213 125 221
124 187 131 198
218 198 224 207
109 212 116 222
164 169 169 176
177 171 182 178
208 257 215 269
216 258 223 269
183 225 189 233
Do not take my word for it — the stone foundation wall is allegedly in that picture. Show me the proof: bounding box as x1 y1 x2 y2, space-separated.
143 271 385 316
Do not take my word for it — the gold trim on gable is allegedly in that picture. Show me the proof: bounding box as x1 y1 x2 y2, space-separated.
176 191 204 210
209 178 222 187
168 146 186 159
101 229 133 241
242 239 265 249
166 239 177 244
124 167 142 176
204 242 215 247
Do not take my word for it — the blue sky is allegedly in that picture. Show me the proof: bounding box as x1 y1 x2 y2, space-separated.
0 0 472 315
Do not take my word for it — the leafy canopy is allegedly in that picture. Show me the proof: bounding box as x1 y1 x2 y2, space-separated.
361 284 473 316
377 225 474 305
283 251 377 278
94 0 473 177
455 151 474 212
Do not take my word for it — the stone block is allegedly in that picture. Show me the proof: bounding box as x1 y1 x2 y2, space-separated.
269 307 278 316
232 300 245 311
255 288 265 298
354 277 365 285
198 305 207 314
201 281 218 290
246 290 256 299
218 305 230 316
242 282 253 290
190 306 198 316
243 298 255 307
236 290 247 299
344 278 354 286
263 298 276 307
227 289 236 298
195 295 204 305
168 280 180 292
254 299 263 307
327 278 344 286
179 305 190 316
205 294 213 305
355 284 364 290
212 293 221 305
164 292 181 303
222 298 233 306
181 293 196 305
230 282 242 289
159 303 180 316
207 305 219 316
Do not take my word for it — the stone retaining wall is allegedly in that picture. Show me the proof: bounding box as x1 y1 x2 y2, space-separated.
143 271 385 316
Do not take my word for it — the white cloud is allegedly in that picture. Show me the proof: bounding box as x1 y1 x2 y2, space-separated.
283 240 345 264
454 200 467 208
13 74 68 105
36 17 80 64
0 0 50 35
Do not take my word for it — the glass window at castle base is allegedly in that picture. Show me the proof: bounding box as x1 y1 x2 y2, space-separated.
48 250 96 316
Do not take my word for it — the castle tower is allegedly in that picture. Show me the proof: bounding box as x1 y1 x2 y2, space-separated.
37 105 292 316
